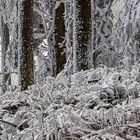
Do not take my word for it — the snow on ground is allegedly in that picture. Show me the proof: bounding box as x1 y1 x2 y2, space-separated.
0 65 140 140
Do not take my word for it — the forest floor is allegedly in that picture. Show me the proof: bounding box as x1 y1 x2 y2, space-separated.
0 66 140 140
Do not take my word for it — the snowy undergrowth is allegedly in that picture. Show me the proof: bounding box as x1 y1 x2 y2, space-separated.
0 66 140 140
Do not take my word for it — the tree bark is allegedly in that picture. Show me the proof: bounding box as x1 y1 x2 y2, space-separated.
54 2 66 76
73 0 92 72
1 19 10 93
18 0 34 91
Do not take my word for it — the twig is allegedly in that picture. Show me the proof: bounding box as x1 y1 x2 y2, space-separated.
0 119 17 127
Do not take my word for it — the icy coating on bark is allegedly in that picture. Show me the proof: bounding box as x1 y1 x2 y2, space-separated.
73 0 92 73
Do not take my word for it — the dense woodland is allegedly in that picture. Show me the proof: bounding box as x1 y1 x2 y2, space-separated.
0 0 140 139
0 0 125 91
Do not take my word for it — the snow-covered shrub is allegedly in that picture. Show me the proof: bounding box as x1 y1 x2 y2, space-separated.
0 66 140 140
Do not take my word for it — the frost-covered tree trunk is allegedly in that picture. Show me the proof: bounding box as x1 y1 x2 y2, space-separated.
1 18 10 93
13 1 19 70
47 0 56 77
93 0 114 68
73 0 92 73
54 2 66 76
18 0 34 91
63 0 74 76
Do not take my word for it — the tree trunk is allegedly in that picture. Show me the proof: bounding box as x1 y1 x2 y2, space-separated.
54 2 66 76
73 0 92 72
13 1 19 69
64 1 74 76
18 0 34 91
1 19 10 93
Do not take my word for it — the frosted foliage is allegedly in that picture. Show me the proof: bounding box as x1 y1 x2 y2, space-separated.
1 0 140 139
93 0 116 68
0 67 140 139
113 0 140 70
34 47 52 85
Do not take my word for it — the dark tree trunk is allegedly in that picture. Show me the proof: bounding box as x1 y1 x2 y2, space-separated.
1 19 10 93
73 0 92 72
54 2 66 76
13 1 19 69
18 0 34 91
